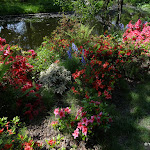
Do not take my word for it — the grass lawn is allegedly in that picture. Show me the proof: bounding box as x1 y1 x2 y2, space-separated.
0 1 60 16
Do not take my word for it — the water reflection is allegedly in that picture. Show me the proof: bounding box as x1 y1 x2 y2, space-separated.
0 15 60 50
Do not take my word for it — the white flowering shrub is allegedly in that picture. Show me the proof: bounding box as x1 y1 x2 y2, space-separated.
39 63 72 94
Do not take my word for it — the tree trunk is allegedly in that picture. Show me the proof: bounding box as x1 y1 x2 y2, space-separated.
116 0 123 25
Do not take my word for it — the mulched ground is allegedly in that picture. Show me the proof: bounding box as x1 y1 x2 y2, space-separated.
26 113 101 150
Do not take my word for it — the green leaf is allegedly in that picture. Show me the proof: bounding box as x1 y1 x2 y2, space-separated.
0 139 3 145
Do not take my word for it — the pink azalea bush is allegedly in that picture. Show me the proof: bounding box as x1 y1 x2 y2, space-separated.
123 19 150 48
53 99 112 140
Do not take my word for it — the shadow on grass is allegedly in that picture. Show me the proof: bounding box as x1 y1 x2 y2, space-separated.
91 76 150 150
0 3 24 15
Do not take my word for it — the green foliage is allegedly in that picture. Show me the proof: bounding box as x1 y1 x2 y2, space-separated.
0 116 42 149
59 56 80 74
39 63 72 94
139 3 150 13
54 0 73 11
28 40 59 74
0 55 12 81
73 0 103 22
124 0 150 5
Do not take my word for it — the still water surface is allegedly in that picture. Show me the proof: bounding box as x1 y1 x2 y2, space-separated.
0 13 60 50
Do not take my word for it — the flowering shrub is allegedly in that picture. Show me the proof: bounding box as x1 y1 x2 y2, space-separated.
53 103 112 140
123 19 150 47
49 19 150 142
122 19 150 79
39 63 72 94
71 35 123 99
0 37 44 120
0 116 42 150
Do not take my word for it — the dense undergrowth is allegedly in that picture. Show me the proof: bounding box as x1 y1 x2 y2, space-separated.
0 16 150 149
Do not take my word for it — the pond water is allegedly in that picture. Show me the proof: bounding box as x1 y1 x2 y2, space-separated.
0 5 149 50
0 13 61 50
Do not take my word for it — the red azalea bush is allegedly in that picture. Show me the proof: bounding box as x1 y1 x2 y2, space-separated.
0 38 45 120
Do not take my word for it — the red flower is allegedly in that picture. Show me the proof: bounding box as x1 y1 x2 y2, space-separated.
59 109 65 118
103 62 109 68
0 128 4 134
28 49 37 58
48 140 56 146
85 92 89 99
4 144 12 149
82 126 88 136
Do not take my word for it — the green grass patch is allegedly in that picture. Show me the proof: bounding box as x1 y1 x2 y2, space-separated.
0 1 60 16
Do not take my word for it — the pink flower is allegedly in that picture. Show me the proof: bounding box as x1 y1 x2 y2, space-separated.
77 122 83 130
59 108 65 118
82 126 88 136
82 117 89 126
54 108 59 117
64 107 71 114
51 121 58 126
135 19 142 30
3 50 10 56
0 37 6 45
72 128 79 139
95 101 100 105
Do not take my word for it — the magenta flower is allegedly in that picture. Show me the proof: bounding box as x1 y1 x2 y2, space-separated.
82 117 89 126
89 116 95 123
98 112 103 117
